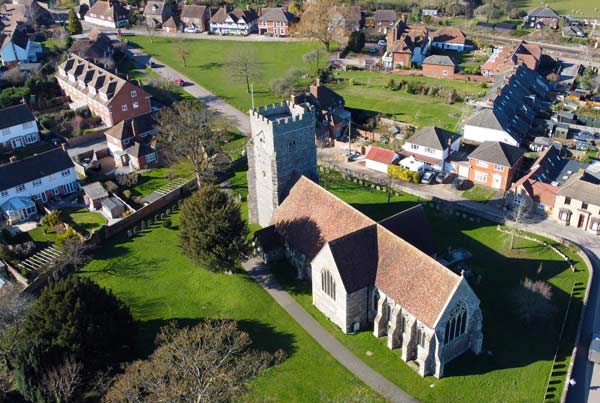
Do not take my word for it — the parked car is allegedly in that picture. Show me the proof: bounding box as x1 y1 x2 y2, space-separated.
436 171 455 184
147 59 158 68
421 171 436 184
589 332 600 363
346 151 361 162
184 25 200 33
174 78 185 86
368 47 378 53
452 177 468 190
575 131 594 142
377 39 387 47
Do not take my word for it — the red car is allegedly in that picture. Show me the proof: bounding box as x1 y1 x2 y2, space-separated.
174 78 185 86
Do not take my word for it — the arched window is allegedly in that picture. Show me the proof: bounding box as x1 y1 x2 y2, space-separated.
416 327 426 347
444 302 468 344
321 270 336 301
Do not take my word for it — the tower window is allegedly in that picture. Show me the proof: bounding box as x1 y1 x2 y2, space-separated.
288 140 296 152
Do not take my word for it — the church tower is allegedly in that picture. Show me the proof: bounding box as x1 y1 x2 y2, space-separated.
247 101 318 227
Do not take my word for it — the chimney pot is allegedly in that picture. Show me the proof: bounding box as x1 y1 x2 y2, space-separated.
9 156 17 163
61 143 67 152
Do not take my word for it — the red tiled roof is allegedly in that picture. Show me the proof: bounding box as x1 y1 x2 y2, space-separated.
432 27 466 45
366 146 395 164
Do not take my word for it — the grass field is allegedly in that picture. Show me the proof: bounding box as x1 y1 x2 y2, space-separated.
513 0 600 18
461 185 497 202
269 172 587 403
329 70 485 130
78 166 381 402
61 207 106 236
126 36 322 112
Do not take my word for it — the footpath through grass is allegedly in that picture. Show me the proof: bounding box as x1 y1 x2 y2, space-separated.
271 173 588 403
126 36 322 112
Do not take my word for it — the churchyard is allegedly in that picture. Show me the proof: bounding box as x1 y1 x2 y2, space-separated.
270 171 587 403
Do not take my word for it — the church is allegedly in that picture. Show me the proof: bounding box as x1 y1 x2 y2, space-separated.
247 100 483 378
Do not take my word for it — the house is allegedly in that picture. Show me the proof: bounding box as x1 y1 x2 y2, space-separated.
56 55 152 127
0 104 39 150
383 15 429 68
82 181 108 210
510 145 587 214
210 6 258 36
101 197 124 219
525 6 560 29
431 27 469 52
292 79 351 147
0 28 42 66
481 41 542 76
562 25 586 38
143 1 172 28
255 177 483 378
329 5 362 35
84 1 128 28
373 9 396 34
365 146 397 173
162 16 178 33
467 141 524 191
552 167 600 234
180 4 210 32
422 9 438 17
104 113 158 170
0 148 78 223
464 66 551 146
401 126 461 172
258 8 297 37
68 27 113 63
422 55 456 78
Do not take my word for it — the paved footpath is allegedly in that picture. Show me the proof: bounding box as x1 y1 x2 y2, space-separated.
243 258 418 403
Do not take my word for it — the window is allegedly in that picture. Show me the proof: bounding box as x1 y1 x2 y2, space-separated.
476 160 489 168
537 203 545 210
32 179 42 187
15 184 25 192
410 144 419 150
121 104 128 112
474 171 488 182
130 90 137 97
582 202 588 210
61 169 71 177
591 221 600 231
145 152 157 163
565 197 571 205
424 147 435 154
513 196 522 205
132 101 139 109
559 210 571 221
442 70 448 76
2 128 10 136
64 181 78 194
288 140 296 152
25 134 38 144
22 121 34 129
1 190 8 197
494 164 505 171
444 302 468 344
321 270 336 301
416 327 426 347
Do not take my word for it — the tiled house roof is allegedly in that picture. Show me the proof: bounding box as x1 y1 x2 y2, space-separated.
407 126 459 150
0 104 35 130
0 149 73 192
432 27 466 45
468 141 524 167
365 146 396 164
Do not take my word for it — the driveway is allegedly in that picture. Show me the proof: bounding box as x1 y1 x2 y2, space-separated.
122 41 251 135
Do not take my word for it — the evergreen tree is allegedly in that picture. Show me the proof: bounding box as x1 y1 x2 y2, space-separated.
14 277 135 402
180 185 249 272
347 31 365 53
66 8 82 35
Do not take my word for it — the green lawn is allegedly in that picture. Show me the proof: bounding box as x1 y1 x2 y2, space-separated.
461 185 497 202
26 225 58 244
126 36 322 112
329 71 485 130
269 173 588 403
127 161 195 197
61 207 106 236
78 175 381 401
513 0 600 18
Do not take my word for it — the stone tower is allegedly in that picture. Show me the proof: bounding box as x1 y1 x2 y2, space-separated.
247 101 318 227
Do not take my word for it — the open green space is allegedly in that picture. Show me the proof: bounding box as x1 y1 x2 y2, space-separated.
61 207 106 236
329 70 484 130
130 161 195 197
78 168 381 401
126 36 322 112
269 172 587 403
513 0 600 18
461 185 497 202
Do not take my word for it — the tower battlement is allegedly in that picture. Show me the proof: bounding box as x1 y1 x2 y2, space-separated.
249 101 315 127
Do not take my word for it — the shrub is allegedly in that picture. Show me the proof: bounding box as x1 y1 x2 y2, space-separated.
510 277 557 325
387 164 420 183
41 210 61 228
104 181 118 193
56 228 79 250
162 218 172 228
122 189 132 199
13 242 36 258
385 79 396 89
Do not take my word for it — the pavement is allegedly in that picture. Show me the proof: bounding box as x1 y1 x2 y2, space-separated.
242 257 418 403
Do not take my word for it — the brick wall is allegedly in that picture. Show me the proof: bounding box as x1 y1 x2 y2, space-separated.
423 63 455 79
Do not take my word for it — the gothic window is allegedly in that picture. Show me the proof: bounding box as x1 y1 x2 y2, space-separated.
444 302 468 344
288 140 297 152
372 289 379 312
416 327 426 347
321 270 336 301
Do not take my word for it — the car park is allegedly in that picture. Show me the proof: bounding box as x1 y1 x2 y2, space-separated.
421 171 436 184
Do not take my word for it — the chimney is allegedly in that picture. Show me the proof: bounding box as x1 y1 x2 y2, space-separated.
401 14 407 24
315 77 321 87
60 143 67 152
9 156 16 163
290 94 296 106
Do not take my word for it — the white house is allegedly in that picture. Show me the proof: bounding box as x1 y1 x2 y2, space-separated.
0 29 43 67
84 1 129 28
463 109 520 147
365 146 397 173
0 149 79 223
401 126 461 172
210 7 258 35
0 104 39 150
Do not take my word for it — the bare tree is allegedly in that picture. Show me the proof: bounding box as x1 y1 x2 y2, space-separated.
175 42 191 68
104 320 285 403
511 278 556 325
157 100 227 187
0 284 31 370
303 49 325 75
294 0 344 51
226 48 258 94
2 68 25 85
508 197 530 250
52 238 92 274
40 356 83 403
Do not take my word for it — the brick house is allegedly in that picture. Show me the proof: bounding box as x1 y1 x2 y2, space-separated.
422 55 456 78
162 16 178 33
467 141 524 191
68 27 113 63
258 8 297 37
143 1 172 28
373 9 396 34
104 112 158 170
180 4 210 31
383 15 429 68
84 1 129 29
525 6 560 29
56 55 152 127
481 41 542 76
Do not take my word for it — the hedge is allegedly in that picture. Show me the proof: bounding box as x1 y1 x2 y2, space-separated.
387 164 420 183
